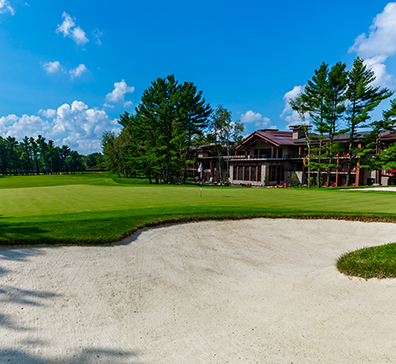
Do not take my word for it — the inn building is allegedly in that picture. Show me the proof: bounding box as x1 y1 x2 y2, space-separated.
194 126 396 187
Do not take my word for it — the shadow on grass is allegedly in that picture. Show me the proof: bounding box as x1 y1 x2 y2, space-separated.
0 223 50 238
0 348 140 363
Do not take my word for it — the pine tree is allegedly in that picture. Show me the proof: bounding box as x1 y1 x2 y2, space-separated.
301 62 329 187
322 62 348 187
344 57 392 186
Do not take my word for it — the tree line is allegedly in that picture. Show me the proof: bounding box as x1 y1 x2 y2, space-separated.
0 135 102 175
102 75 243 184
290 57 396 187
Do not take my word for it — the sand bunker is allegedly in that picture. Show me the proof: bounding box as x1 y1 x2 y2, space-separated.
1 218 396 363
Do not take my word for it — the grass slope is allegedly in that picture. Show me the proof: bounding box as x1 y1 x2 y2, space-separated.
337 243 396 279
1 173 396 246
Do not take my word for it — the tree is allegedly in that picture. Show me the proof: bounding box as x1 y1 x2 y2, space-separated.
344 57 392 186
290 94 312 188
114 75 211 183
322 61 348 187
210 105 244 183
178 81 212 183
300 62 329 187
360 99 396 175
20 136 33 175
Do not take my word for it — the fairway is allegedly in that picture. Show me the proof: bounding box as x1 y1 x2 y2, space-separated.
1 173 396 245
1 219 396 363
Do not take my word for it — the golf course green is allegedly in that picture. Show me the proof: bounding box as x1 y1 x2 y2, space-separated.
1 172 396 246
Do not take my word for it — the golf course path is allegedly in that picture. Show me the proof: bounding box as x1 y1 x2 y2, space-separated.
1 218 396 363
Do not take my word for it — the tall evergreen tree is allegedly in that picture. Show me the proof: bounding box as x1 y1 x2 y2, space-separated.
344 57 392 185
301 62 329 187
322 61 348 187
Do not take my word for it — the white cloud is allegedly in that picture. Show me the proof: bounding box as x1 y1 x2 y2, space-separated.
1 114 51 140
350 3 396 58
363 55 393 87
43 61 61 74
123 101 133 108
69 64 88 79
106 79 135 104
0 101 120 154
92 28 103 45
38 108 57 118
280 85 310 126
0 0 15 15
56 12 89 46
349 3 396 88
241 110 275 129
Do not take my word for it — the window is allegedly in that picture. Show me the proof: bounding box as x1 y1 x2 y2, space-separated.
238 165 243 180
258 166 262 181
251 166 257 181
233 165 237 179
260 148 271 158
244 166 250 181
278 148 283 158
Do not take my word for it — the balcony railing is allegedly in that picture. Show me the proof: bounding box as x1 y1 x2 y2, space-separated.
229 154 301 160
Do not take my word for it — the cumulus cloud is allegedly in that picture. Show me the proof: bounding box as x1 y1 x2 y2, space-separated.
123 101 133 108
0 101 120 154
38 108 57 118
280 85 310 126
349 2 396 87
56 12 89 46
0 0 14 15
105 80 135 104
69 64 88 79
43 61 61 74
241 110 275 129
0 114 51 140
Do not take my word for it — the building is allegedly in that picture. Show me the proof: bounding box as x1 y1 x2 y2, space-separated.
226 127 396 187
192 143 235 182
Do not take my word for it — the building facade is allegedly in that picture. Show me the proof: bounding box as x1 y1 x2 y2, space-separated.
226 127 396 187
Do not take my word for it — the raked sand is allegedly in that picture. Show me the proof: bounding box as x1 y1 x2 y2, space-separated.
1 219 396 363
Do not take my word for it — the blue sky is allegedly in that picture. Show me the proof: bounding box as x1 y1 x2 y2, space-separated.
1 0 396 154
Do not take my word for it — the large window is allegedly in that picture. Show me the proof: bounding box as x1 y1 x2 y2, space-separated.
258 166 262 181
251 166 257 181
260 148 272 158
278 148 283 158
244 166 250 180
238 165 243 180
271 165 276 181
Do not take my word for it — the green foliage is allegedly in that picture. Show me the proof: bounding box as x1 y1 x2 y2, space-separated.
0 135 84 175
290 57 393 186
210 105 244 182
289 172 298 185
104 75 212 184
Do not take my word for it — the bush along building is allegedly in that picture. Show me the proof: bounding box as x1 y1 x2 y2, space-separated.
194 126 396 187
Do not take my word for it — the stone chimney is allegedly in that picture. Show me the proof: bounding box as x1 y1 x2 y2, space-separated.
290 125 310 140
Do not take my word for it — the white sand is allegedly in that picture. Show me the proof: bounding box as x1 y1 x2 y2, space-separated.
343 187 396 191
1 218 396 363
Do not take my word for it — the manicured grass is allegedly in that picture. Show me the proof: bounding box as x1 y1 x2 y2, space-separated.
1 173 396 246
337 243 396 279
